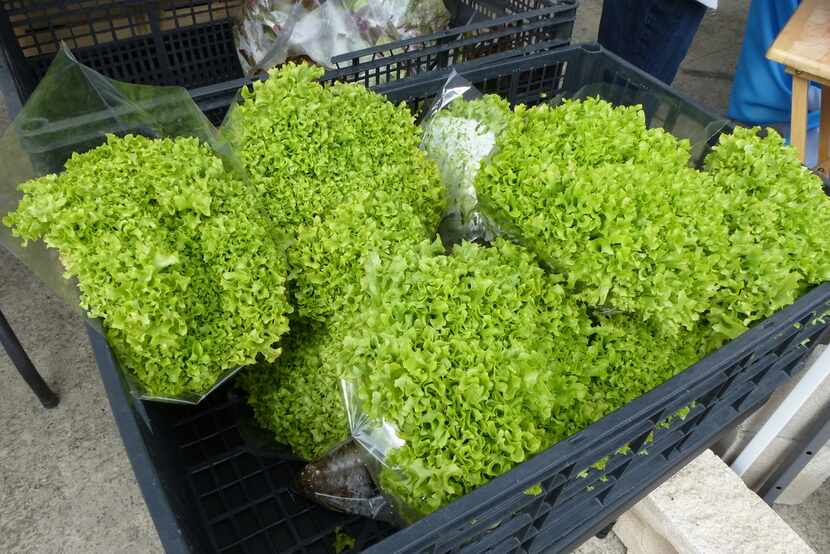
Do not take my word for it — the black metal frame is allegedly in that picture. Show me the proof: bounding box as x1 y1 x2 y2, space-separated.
758 395 830 504
0 308 58 408
0 21 56 409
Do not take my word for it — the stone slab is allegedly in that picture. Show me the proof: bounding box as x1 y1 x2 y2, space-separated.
614 451 814 554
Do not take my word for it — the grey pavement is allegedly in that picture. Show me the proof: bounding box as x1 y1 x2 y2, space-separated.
0 247 161 553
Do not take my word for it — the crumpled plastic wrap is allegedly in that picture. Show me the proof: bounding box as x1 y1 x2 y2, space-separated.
295 235 583 526
293 345 443 527
421 70 510 246
296 438 404 525
0 46 266 404
236 0 451 73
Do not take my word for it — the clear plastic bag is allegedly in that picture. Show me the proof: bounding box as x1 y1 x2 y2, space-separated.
421 70 508 246
295 438 404 525
249 0 372 73
235 0 308 74
343 0 453 45
0 47 272 404
298 237 578 526
235 0 450 73
292 356 429 526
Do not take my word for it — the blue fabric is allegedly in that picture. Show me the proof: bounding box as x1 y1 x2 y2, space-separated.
727 0 820 128
598 0 707 84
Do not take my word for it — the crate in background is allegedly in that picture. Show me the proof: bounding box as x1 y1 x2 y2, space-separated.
2 0 241 58
0 0 577 112
327 2 576 88
0 0 244 98
185 2 577 126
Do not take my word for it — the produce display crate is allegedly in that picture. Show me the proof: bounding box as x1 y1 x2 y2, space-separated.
324 0 577 87
76 44 830 554
0 0 578 113
0 0 245 98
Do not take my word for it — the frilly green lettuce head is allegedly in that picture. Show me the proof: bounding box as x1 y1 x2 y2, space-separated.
4 134 292 398
289 188 432 322
330 238 593 517
240 320 348 460
225 62 444 233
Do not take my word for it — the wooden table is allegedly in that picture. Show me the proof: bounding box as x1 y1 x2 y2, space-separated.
767 0 830 173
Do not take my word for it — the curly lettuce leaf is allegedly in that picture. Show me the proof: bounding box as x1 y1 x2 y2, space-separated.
225 62 443 233
331 239 593 517
4 135 292 398
241 320 348 460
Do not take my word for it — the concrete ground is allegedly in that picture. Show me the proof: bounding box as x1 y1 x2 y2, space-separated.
0 250 160 553
0 1 828 553
778 480 830 554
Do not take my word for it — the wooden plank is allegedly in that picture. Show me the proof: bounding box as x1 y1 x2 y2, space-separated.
12 4 152 58
791 76 810 164
820 85 830 176
767 0 830 83
11 1 240 57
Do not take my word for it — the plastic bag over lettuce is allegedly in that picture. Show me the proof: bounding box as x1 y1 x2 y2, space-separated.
236 0 451 73
421 71 730 248
0 47 292 403
421 71 514 246
422 71 736 333
299 239 594 524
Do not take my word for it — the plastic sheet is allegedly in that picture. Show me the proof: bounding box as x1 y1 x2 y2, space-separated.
235 0 305 74
291 373 409 526
421 71 507 246
235 0 451 73
0 47 270 404
296 439 403 525
292 337 443 526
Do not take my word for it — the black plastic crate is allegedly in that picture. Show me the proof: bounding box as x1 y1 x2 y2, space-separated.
325 1 577 87
81 44 830 554
0 0 577 109
0 0 244 99
190 0 579 127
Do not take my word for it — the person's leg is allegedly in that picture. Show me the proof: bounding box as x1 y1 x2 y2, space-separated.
599 0 707 84
597 0 632 62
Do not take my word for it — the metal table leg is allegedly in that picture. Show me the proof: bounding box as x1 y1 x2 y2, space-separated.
0 308 59 408
758 400 830 504
731 343 830 477
595 520 616 539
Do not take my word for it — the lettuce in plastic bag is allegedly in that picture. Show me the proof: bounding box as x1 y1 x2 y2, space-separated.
4 135 292 398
